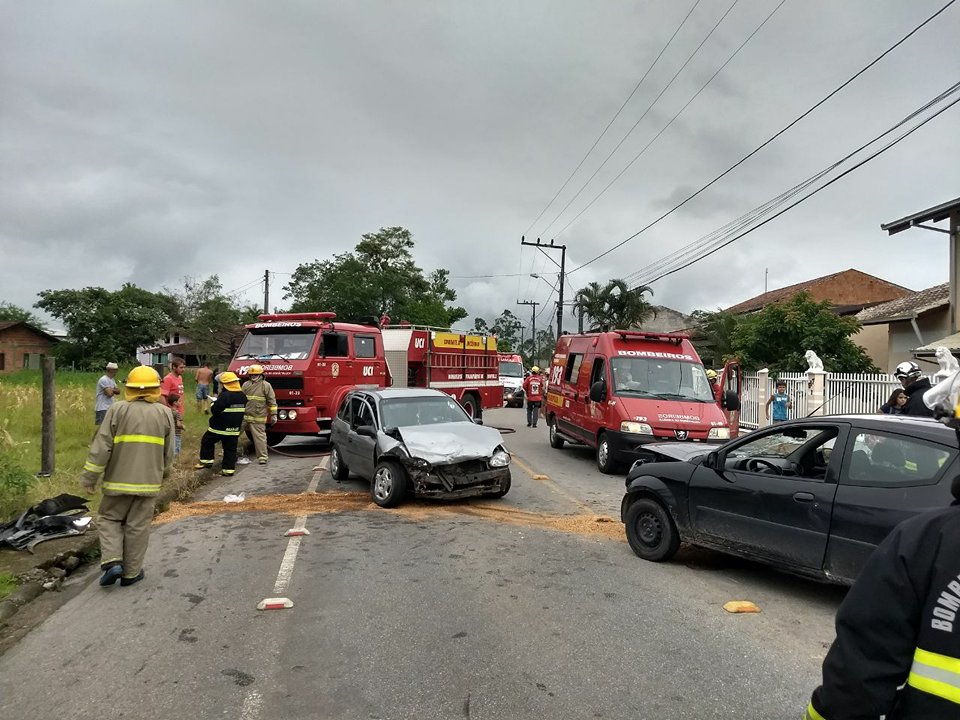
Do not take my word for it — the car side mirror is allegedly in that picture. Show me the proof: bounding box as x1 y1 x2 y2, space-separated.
705 451 719 470
356 425 378 438
589 380 606 403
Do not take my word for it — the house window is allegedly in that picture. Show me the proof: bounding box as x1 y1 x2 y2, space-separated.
0 352 5 370
173 333 180 344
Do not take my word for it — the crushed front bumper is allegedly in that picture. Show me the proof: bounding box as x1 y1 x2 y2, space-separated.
405 462 511 498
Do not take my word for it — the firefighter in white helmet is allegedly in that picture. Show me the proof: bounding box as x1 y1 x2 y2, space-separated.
81 366 176 587
240 364 277 464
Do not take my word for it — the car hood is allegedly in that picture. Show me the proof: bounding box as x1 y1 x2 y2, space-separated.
393 422 504 465
638 442 713 462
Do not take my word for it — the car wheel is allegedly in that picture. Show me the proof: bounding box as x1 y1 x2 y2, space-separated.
624 497 680 562
549 421 565 449
266 432 286 447
461 393 481 421
486 471 511 498
329 444 349 481
596 433 617 474
371 460 408 508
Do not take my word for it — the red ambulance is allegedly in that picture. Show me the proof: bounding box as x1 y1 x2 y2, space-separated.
544 330 740 473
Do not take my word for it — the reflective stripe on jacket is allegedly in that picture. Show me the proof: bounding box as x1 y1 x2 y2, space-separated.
208 389 247 436
241 377 277 424
81 400 176 496
807 505 960 719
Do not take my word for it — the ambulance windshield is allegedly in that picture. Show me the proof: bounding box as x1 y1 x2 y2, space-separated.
610 357 714 402
235 328 318 361
499 361 524 378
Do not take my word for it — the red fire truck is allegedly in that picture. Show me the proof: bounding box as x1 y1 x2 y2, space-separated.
228 313 502 445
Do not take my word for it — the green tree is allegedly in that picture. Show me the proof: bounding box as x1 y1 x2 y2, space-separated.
0 302 46 329
284 227 466 327
166 276 258 361
690 309 740 367
35 285 177 369
574 279 656 331
730 292 878 373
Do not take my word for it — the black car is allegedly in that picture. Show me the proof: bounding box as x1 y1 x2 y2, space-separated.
329 388 512 507
620 415 958 584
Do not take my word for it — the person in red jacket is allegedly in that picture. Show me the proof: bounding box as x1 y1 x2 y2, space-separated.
522 366 545 428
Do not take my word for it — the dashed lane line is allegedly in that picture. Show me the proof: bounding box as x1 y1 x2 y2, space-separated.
510 452 594 514
271 456 327 596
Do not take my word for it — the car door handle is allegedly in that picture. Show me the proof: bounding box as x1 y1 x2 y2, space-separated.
793 492 815 503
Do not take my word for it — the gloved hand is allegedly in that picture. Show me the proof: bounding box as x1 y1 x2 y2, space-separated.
80 471 99 495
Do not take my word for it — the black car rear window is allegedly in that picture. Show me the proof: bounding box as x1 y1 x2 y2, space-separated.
844 431 955 488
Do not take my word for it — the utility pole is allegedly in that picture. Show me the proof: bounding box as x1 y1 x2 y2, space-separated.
764 267 768 294
263 270 270 314
521 236 566 336
517 300 539 365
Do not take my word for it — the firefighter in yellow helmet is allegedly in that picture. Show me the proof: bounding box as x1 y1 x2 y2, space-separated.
194 371 247 475
81 365 176 587
239 364 277 465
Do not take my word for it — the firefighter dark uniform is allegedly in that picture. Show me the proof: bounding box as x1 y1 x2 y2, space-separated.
240 365 277 464
81 366 175 587
806 484 960 719
195 371 247 476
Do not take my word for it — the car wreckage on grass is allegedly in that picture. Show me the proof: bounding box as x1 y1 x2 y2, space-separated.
329 388 512 507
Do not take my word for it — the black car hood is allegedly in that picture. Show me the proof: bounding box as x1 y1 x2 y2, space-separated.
636 442 713 463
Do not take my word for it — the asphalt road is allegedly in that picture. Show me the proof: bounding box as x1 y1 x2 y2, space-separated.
0 407 846 719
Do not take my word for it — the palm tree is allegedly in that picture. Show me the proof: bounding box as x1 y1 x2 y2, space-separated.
574 280 655 331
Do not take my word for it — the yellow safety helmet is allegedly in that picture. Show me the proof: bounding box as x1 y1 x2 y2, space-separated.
219 371 241 390
705 369 718 381
531 366 540 374
247 364 264 375
125 366 161 389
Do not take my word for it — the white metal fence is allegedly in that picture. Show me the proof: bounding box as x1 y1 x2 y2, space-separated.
739 371 937 431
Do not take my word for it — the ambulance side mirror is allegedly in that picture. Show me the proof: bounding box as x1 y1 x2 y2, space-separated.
589 381 606 403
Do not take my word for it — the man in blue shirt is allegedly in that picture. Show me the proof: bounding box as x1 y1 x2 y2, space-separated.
765 379 791 423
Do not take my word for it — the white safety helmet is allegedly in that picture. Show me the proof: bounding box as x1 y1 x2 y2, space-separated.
894 361 922 380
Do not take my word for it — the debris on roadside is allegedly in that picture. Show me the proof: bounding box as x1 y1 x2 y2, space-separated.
0 494 91 553
723 600 761 614
223 493 246 503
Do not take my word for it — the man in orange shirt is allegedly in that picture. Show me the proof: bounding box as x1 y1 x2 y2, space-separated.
160 357 186 454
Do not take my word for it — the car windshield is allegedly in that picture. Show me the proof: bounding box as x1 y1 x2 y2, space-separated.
609 357 714 402
381 396 471 427
499 361 523 378
235 329 317 361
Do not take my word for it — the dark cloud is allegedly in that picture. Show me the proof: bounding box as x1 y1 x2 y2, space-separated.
1 0 957 332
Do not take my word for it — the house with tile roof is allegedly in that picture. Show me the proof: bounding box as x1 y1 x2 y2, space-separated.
0 321 58 373
723 269 911 316
854 282 951 373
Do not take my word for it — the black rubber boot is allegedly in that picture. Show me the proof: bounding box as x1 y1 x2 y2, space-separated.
99 563 123 587
120 570 145 587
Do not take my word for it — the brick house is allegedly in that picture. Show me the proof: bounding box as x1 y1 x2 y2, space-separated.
723 269 911 316
0 322 58 373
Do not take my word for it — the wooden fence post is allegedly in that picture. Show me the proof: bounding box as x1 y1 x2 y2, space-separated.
40 357 56 476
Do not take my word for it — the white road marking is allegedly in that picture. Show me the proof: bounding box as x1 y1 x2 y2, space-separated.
269 455 328 595
240 690 262 720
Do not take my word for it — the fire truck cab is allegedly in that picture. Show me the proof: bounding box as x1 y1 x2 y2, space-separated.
229 312 389 446
545 330 739 473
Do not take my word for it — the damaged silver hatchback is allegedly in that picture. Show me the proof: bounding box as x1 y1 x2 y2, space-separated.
329 388 512 507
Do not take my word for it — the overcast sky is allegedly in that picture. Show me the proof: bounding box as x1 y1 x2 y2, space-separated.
2 0 958 333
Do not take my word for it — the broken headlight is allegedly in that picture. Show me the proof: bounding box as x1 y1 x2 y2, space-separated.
490 449 511 467
406 457 431 469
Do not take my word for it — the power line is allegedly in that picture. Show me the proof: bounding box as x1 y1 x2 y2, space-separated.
536 0 739 239
553 0 787 240
635 88 960 285
625 80 960 286
522 0 703 239
569 0 958 275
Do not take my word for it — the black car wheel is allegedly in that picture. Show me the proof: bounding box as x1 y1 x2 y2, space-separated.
549 422 565 449
329 444 349 481
596 433 617 474
371 460 408 508
266 432 286 447
624 497 680 562
485 471 511 499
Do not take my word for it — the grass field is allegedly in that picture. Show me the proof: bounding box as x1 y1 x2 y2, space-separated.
0 369 209 522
